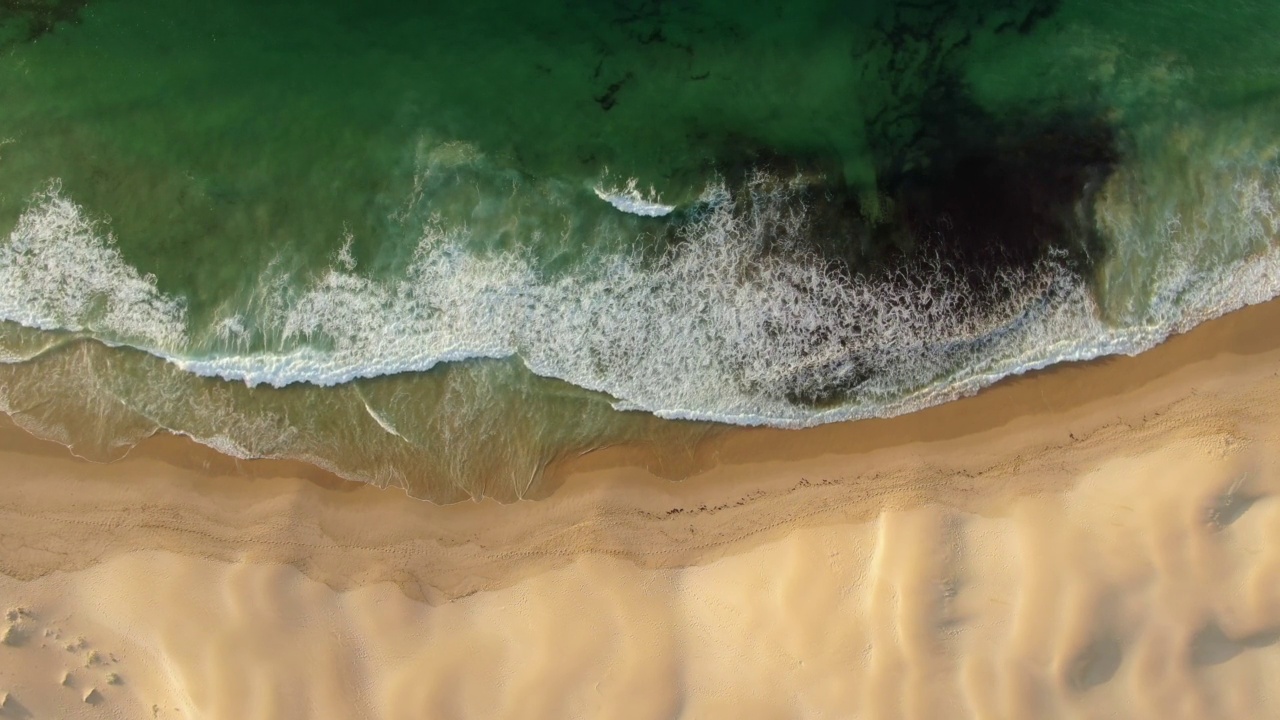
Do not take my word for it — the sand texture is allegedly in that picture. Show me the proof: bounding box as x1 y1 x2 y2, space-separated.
2 300 1280 718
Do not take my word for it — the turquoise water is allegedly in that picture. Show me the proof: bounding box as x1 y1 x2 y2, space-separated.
1 0 1279 500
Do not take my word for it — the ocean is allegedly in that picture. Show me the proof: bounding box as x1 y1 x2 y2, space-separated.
1 0 1278 501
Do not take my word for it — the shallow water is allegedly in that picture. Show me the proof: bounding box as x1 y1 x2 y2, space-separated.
1 0 1278 499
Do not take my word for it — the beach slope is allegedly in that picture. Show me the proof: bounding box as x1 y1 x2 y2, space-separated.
2 300 1280 719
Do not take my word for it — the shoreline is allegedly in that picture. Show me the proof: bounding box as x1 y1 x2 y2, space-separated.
0 298 1275 594
1 300 1280 717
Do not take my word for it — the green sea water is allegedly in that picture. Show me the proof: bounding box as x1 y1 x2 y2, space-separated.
1 0 1279 500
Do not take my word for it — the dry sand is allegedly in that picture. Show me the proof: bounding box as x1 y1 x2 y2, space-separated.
2 300 1280 718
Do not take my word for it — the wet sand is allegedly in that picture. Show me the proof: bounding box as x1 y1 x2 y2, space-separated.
2 300 1280 718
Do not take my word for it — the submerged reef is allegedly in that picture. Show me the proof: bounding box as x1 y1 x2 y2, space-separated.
0 0 89 46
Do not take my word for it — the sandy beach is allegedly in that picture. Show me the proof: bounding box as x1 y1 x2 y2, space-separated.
0 299 1279 719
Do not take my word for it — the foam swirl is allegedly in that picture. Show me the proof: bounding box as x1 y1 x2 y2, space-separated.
1 160 1278 429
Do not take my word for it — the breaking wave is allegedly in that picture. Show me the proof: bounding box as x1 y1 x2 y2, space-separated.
1 159 1278 429
593 176 677 217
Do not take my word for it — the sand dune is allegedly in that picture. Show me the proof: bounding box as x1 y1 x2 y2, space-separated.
2 300 1280 718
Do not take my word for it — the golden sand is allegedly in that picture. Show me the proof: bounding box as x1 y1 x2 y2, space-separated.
1 300 1280 718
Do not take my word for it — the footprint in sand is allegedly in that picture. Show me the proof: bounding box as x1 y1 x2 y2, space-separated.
0 605 131 715
2 608 34 648
0 691 35 719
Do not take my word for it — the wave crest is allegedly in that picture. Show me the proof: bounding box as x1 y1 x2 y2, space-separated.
2 160 1278 428
0 182 187 349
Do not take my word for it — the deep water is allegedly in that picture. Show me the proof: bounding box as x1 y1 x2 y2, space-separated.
1 0 1279 500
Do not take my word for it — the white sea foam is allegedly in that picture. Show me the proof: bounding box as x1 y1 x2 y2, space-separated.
593 176 676 217
0 182 188 349
1 163 1278 429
